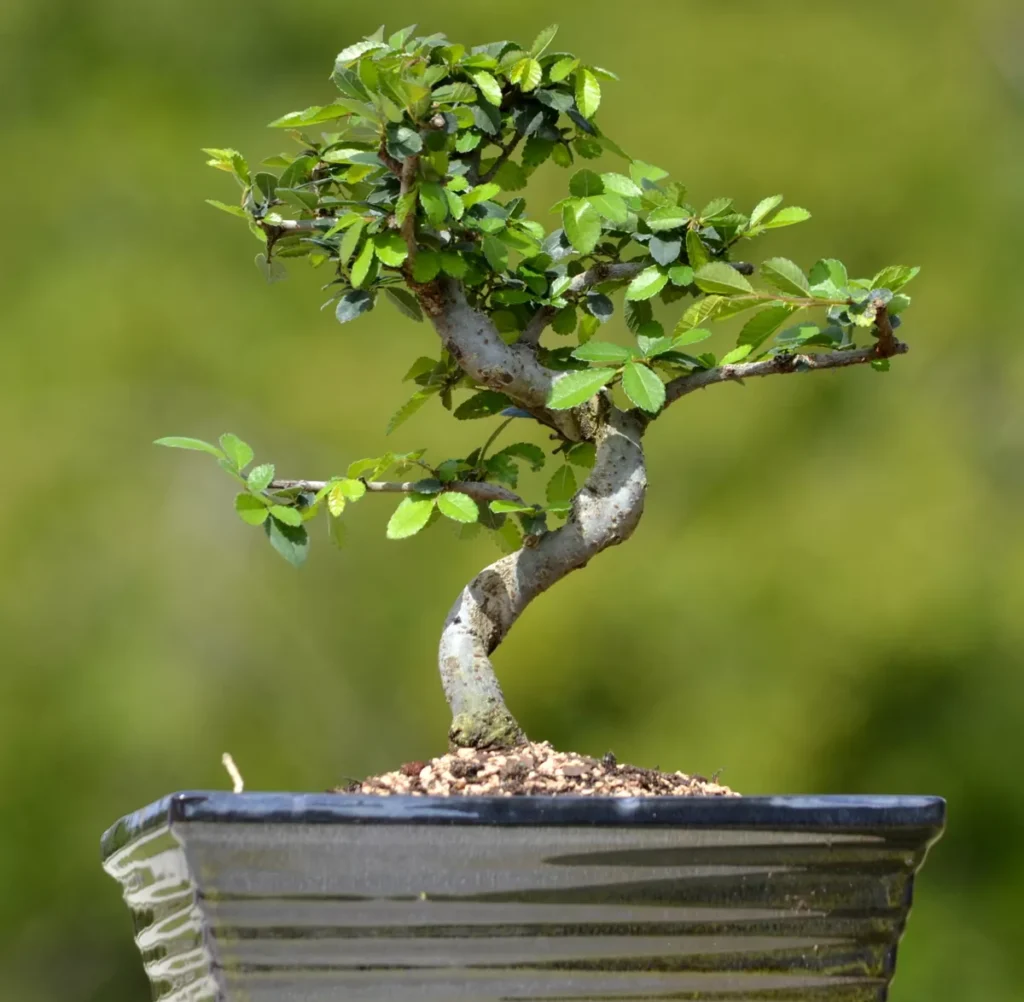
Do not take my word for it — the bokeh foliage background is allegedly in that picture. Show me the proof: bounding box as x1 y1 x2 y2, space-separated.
2 1 1022 1000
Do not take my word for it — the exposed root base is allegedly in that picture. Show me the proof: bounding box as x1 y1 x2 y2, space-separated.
448 708 526 751
336 742 737 798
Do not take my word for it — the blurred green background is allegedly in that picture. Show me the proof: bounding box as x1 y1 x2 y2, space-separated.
2 1 1022 999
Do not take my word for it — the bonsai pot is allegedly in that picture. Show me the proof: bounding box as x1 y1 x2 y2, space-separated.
102 791 944 1001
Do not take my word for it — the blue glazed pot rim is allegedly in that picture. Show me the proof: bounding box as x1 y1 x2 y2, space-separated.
101 791 945 862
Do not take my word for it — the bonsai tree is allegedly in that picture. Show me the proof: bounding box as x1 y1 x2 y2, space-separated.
162 25 917 751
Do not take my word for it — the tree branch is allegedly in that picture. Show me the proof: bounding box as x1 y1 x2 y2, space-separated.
439 406 647 748
269 479 526 506
520 261 647 345
660 338 909 411
479 131 525 185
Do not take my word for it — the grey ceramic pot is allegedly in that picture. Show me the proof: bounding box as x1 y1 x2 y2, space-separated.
102 792 944 1002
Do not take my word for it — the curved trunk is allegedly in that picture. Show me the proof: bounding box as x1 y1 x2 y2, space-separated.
439 406 648 748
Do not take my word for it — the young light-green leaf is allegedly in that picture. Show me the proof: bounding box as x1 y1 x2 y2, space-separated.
471 70 503 106
373 233 409 267
562 199 602 255
720 344 754 365
738 305 800 349
572 341 631 363
350 239 375 288
694 262 754 296
547 367 617 409
749 194 784 228
154 436 225 460
575 68 601 118
386 495 436 539
621 361 666 413
762 206 811 229
219 433 253 471
247 463 275 492
437 491 480 524
269 504 303 527
235 493 270 526
761 257 810 296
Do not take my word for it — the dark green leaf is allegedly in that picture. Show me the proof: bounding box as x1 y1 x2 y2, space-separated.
496 442 546 471
738 305 800 349
335 289 374 323
546 464 578 506
649 235 682 266
384 287 423 321
411 250 441 282
686 229 711 270
387 388 438 434
482 235 509 271
265 516 309 567
419 182 448 225
566 442 596 468
385 123 423 160
454 390 512 419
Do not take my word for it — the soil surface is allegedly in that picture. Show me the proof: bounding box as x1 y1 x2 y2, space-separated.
337 742 736 797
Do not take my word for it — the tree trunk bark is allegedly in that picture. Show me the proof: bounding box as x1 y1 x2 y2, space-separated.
438 405 648 748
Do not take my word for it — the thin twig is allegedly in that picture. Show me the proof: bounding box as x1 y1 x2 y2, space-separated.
479 131 525 184
269 478 526 506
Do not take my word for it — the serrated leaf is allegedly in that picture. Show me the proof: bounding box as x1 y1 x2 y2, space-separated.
471 70 502 106
386 495 436 539
338 219 365 264
686 229 711 270
647 206 689 231
267 103 354 129
588 192 628 225
602 172 642 197
515 58 543 92
269 504 303 527
694 262 754 296
566 442 596 468
649 235 682 267
700 196 734 220
575 68 601 118
437 491 480 523
482 234 509 271
621 361 666 413
462 182 502 208
387 387 438 435
625 266 669 302
350 239 375 288
672 327 714 347
419 182 448 226
547 367 617 409
871 265 920 292
206 199 248 219
385 287 423 321
411 250 441 283
737 305 800 349
496 442 546 471
454 390 512 419
546 464 578 506
247 463 275 492
530 24 559 58
154 436 225 459
569 169 604 197
762 206 811 229
335 38 388 67
675 296 724 333
335 289 374 323
219 433 253 471
749 194 784 229
549 57 579 83
385 123 423 160
761 257 810 296
562 199 602 255
668 264 694 286
720 344 754 365
373 233 409 267
490 499 535 514
572 341 631 363
265 517 309 567
235 493 270 525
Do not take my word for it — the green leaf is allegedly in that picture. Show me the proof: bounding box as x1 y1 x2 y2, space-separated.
419 182 448 225
602 172 643 197
496 442 546 471
472 70 503 106
384 286 423 321
437 491 480 523
269 504 303 527
373 233 409 267
720 344 754 365
247 463 275 492
338 219 365 264
335 289 374 323
625 266 668 302
412 250 441 282
694 262 754 296
668 264 694 286
562 199 602 254
490 499 535 514
334 38 388 66
206 199 248 219
265 517 309 567
621 361 666 413
349 239 376 288
328 513 347 548
386 495 436 539
454 389 512 419
646 206 689 231
462 182 501 209
672 326 713 347
387 388 438 435
530 24 559 58
267 103 353 128
588 192 628 225
575 68 601 118
235 493 270 525
549 57 579 83
385 124 423 160
699 196 734 220
749 194 783 228
569 169 604 197
809 258 849 294
219 433 253 471
738 305 800 349
686 229 711 270
154 436 225 459
546 464 578 506
514 58 543 92
547 367 617 409
675 296 724 333
871 265 920 292
572 341 631 363
761 257 810 296
567 442 597 468
762 206 811 229
482 235 509 272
